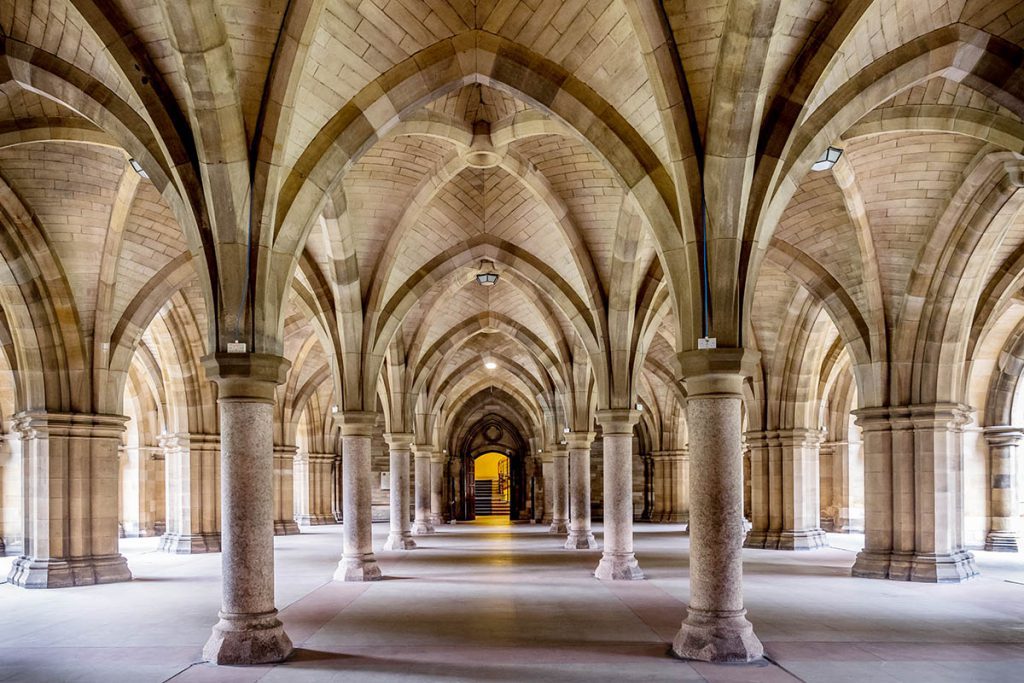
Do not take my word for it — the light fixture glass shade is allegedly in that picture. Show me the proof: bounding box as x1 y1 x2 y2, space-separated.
484 360 497 370
475 259 499 286
810 146 842 171
129 158 149 179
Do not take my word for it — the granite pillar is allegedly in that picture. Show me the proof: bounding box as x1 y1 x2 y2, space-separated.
334 412 382 581
984 427 1021 552
8 412 132 588
673 349 763 663
201 353 292 665
159 432 221 553
383 433 416 550
550 447 569 534
412 444 435 534
594 410 643 580
565 432 598 549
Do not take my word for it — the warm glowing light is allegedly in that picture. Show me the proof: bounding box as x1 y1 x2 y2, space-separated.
485 360 498 370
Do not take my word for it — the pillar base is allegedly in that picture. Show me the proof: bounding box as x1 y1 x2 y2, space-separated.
776 528 828 551
203 610 293 665
159 532 221 554
851 549 892 579
274 520 301 536
985 531 1020 552
564 530 598 549
429 514 443 526
8 554 132 588
548 521 569 534
743 531 769 549
413 521 435 535
383 533 417 550
594 552 644 580
910 551 978 583
333 555 382 582
672 608 764 663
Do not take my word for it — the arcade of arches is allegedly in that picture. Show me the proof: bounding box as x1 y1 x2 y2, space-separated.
0 1 1023 680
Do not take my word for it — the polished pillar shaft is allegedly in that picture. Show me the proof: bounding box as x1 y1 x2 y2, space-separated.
594 410 643 580
383 433 416 550
565 432 598 549
334 412 382 581
201 353 292 665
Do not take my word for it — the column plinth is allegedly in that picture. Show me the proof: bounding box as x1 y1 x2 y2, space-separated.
594 410 643 580
672 349 763 663
200 353 292 665
565 432 598 549
383 433 416 550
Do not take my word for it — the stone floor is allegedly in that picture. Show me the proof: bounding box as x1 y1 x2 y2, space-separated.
1 521 1022 682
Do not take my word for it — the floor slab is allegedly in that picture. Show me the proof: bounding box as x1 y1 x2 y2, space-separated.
0 523 1021 682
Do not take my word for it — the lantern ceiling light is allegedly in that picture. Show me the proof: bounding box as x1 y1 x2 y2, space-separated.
476 260 499 286
484 359 498 370
810 146 842 171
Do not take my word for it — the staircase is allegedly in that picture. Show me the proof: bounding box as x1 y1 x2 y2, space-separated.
474 479 510 516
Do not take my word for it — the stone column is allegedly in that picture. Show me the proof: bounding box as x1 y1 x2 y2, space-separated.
853 405 977 582
295 451 337 526
565 431 598 549
594 410 643 580
430 452 444 525
159 432 221 553
333 412 382 581
383 433 416 550
550 446 569 534
540 451 554 525
0 432 22 555
673 349 763 663
652 449 688 524
272 445 300 535
984 427 1021 552
201 353 292 665
7 412 132 588
293 451 312 525
331 451 343 523
777 429 828 550
412 443 435 534
743 431 770 548
908 404 977 581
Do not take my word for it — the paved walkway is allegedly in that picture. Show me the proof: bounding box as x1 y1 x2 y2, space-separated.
1 523 1022 682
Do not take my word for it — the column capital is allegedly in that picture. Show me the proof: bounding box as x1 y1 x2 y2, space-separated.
854 403 974 431
384 432 414 449
983 425 1024 447
776 428 824 448
678 347 759 397
333 411 377 437
13 411 128 439
412 443 433 457
565 431 596 450
274 444 298 457
595 409 640 434
202 353 289 401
